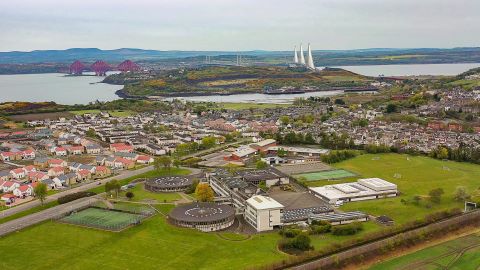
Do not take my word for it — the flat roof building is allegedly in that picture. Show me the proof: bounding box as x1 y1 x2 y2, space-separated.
309 178 398 204
245 195 284 232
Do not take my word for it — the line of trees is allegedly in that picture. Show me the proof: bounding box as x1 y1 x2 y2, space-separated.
321 150 358 164
430 145 480 164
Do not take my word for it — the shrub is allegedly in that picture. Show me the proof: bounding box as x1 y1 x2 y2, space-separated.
279 233 313 252
57 191 96 204
279 228 302 238
331 222 364 236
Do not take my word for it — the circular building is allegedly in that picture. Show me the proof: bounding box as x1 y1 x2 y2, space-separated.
169 203 235 232
145 176 193 192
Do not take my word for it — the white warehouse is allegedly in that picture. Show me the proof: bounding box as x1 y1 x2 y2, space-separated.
309 178 398 205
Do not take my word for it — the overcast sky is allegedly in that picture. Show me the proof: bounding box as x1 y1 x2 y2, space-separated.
1 0 479 52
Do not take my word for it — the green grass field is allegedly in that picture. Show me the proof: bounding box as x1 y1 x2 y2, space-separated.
61 207 142 231
0 205 286 270
369 232 480 270
336 154 480 224
119 183 183 203
295 169 357 181
0 154 479 269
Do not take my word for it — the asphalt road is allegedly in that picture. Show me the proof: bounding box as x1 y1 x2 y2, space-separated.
0 165 154 219
0 197 99 237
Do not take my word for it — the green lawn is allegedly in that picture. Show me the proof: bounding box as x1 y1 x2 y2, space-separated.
119 183 182 203
334 153 480 225
369 232 480 270
0 205 286 270
69 109 135 117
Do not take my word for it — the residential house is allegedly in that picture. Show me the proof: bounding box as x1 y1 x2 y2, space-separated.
67 145 84 155
76 169 92 181
20 149 36 160
55 173 77 186
10 168 26 180
114 157 135 169
137 155 154 164
48 158 67 168
13 185 33 198
0 171 10 181
48 166 65 177
86 144 102 154
54 147 67 156
110 143 134 153
1 193 16 205
1 181 20 193
34 157 49 168
28 171 49 182
95 166 111 178
1 152 20 161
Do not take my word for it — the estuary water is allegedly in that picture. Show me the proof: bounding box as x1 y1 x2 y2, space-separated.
1 63 479 105
0 72 121 105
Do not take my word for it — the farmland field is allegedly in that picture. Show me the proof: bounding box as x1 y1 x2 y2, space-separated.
369 232 480 270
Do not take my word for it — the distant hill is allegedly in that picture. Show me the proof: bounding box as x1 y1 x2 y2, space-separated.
1 47 480 65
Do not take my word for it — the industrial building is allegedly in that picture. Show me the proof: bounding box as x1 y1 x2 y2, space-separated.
309 178 398 205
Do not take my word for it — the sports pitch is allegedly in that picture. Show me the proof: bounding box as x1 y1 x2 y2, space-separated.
369 232 480 270
295 169 357 181
60 207 143 231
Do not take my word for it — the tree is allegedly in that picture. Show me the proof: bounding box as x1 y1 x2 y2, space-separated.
334 98 345 105
86 128 96 138
173 159 181 168
429 188 444 203
106 179 121 198
195 183 214 202
256 160 268 169
277 147 287 157
186 178 199 194
155 156 172 170
201 136 217 149
125 191 135 200
279 115 290 125
386 103 397 113
453 186 470 202
34 182 48 205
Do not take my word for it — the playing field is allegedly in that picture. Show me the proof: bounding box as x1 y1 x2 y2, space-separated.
60 207 144 231
369 232 480 270
337 154 480 224
295 169 357 181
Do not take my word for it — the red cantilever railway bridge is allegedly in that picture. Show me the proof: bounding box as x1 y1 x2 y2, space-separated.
69 59 140 76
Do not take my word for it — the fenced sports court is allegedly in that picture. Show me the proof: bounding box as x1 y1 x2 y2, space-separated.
58 203 156 232
295 169 357 181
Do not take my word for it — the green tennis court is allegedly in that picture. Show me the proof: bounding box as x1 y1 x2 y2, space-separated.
60 207 143 231
295 169 357 181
